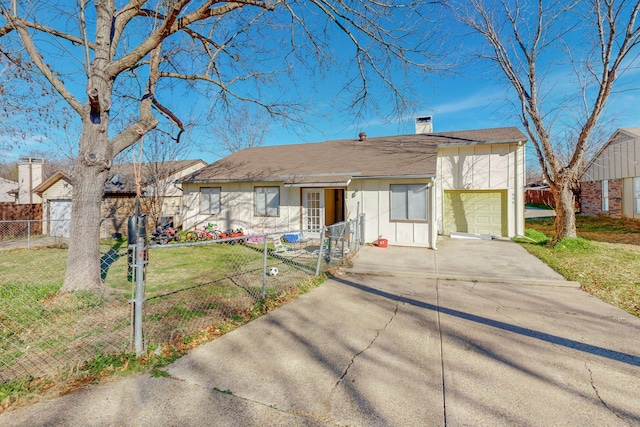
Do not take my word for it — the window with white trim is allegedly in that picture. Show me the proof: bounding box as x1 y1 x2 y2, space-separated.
390 184 428 221
200 187 221 214
255 186 279 217
634 177 640 214
602 180 609 212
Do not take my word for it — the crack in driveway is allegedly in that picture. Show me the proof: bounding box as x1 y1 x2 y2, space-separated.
585 362 632 425
326 296 401 405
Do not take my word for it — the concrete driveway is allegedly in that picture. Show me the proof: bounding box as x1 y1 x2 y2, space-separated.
2 238 640 426
346 237 571 285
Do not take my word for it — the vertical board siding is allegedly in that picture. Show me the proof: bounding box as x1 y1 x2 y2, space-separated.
473 145 492 188
359 178 431 247
437 143 520 238
583 133 640 181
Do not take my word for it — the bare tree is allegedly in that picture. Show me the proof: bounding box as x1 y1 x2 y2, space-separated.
454 0 640 241
1 1 441 292
205 104 270 156
0 54 64 148
139 130 192 229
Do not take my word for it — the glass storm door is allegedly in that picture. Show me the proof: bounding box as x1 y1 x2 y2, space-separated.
303 189 324 231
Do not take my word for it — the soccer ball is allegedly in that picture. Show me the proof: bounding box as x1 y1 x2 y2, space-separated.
268 267 279 276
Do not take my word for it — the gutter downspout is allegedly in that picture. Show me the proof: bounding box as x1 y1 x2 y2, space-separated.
515 142 525 237
430 177 437 250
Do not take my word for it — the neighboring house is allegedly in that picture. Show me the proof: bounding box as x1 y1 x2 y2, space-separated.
180 121 527 248
34 159 207 237
6 158 45 205
581 127 640 219
0 177 18 203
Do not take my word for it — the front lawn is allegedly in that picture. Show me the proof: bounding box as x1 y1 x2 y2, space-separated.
525 215 640 245
0 239 324 405
518 215 640 317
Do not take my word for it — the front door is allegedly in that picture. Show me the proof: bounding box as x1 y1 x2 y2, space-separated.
303 189 324 231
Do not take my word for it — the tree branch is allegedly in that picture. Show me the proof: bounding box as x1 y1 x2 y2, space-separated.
4 16 84 115
108 1 274 79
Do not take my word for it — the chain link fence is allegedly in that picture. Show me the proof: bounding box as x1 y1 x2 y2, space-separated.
0 215 364 384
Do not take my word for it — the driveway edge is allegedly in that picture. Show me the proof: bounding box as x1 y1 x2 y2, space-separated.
340 268 581 288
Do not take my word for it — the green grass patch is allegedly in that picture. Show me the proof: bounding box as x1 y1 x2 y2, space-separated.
553 237 592 252
517 225 640 318
513 228 551 245
0 240 327 412
526 214 640 245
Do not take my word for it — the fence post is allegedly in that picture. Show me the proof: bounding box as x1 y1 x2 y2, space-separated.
134 236 146 356
315 227 326 276
27 220 31 250
262 234 268 299
359 213 366 246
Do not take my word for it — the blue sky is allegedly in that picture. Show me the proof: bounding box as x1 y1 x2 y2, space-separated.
2 1 640 170
5 65 638 169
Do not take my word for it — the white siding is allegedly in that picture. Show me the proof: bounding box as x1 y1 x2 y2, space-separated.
347 178 432 247
182 182 301 234
436 143 524 238
40 178 73 236
0 178 17 203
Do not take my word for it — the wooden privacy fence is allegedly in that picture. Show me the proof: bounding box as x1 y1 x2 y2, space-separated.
525 188 554 206
0 203 43 235
525 187 580 209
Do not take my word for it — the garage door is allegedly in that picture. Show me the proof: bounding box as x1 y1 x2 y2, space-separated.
49 199 72 237
443 190 507 237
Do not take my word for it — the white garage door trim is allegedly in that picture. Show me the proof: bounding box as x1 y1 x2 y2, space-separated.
49 199 72 237
443 190 507 237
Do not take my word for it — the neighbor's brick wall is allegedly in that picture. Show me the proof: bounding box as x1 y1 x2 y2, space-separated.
609 179 622 218
581 179 622 217
581 181 600 215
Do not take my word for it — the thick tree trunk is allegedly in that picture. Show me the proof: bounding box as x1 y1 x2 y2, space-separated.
60 119 112 293
551 179 577 241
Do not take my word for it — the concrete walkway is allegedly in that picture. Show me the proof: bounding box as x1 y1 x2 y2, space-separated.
2 239 640 426
525 206 556 218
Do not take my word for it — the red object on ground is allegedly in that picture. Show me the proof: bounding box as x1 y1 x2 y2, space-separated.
375 238 388 248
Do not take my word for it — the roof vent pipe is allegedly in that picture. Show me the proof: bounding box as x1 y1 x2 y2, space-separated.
358 132 367 141
415 116 433 134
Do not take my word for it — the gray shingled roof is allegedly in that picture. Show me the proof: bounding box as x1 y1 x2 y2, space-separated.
105 160 206 194
183 127 526 185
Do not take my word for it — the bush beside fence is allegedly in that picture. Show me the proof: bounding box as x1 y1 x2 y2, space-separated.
0 216 363 385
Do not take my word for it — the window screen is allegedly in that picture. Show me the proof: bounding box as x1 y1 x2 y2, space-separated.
602 180 609 212
255 187 279 217
200 187 221 214
390 184 427 221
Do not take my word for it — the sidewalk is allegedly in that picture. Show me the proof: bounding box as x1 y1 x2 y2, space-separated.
1 240 640 426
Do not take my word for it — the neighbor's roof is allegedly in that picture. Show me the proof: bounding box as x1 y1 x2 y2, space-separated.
34 159 207 196
182 127 526 185
104 159 207 194
33 170 73 195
